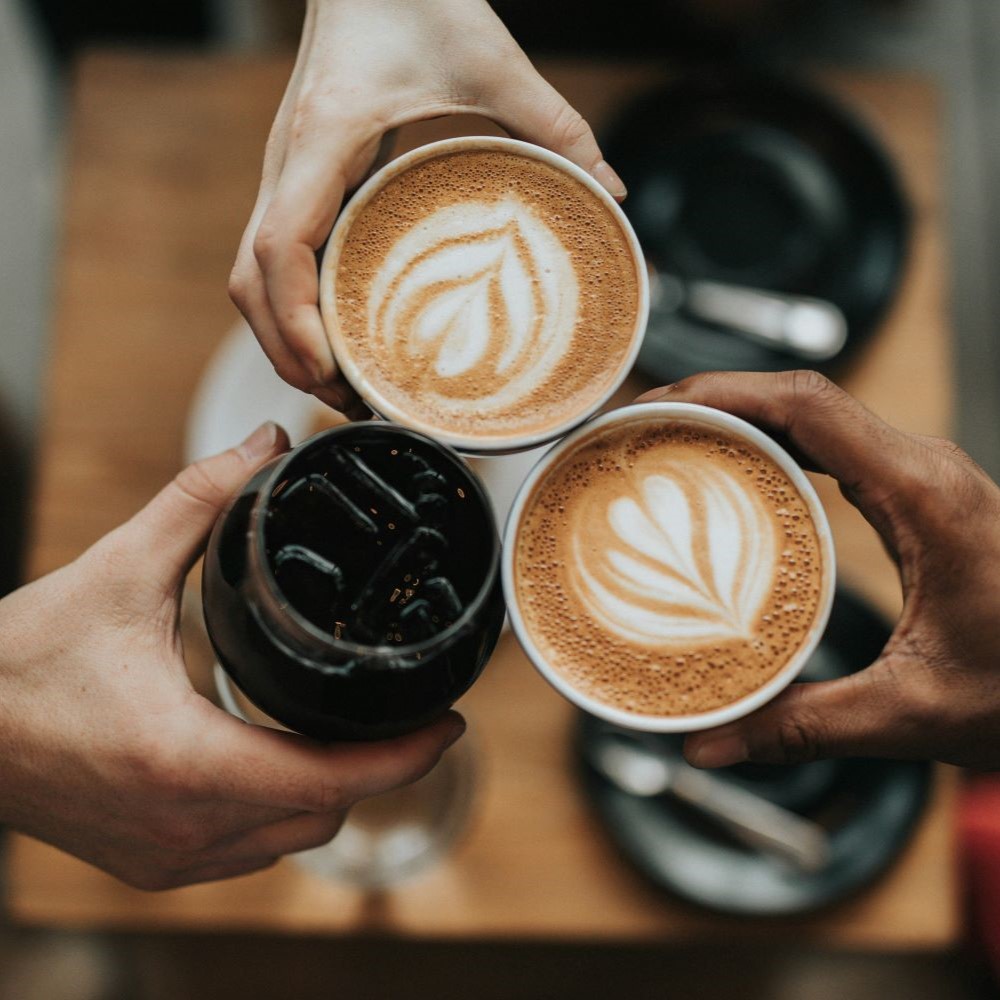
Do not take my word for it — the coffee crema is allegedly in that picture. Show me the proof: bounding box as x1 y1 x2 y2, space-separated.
327 147 641 444
513 418 826 716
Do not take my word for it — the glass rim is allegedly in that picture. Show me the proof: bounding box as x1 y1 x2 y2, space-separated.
247 421 502 662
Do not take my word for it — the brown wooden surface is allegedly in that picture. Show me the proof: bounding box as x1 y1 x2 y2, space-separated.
8 52 957 948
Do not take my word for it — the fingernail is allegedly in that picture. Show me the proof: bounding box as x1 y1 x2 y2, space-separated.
686 733 748 769
636 384 675 403
593 160 627 201
238 421 280 461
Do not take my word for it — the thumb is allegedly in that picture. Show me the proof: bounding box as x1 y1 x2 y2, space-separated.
123 422 290 589
683 665 915 767
482 59 627 201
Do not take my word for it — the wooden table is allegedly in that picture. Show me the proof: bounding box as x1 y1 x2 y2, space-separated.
8 52 956 949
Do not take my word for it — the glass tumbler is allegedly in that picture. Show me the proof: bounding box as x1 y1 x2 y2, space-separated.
202 422 504 884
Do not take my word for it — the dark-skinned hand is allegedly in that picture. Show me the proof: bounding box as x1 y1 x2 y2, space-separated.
637 370 1000 770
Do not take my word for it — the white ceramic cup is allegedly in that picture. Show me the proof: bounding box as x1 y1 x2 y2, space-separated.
502 401 837 732
319 136 650 455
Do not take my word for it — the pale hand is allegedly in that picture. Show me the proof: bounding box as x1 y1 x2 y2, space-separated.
0 423 464 889
228 0 625 415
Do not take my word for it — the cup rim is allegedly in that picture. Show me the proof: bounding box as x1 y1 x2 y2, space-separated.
318 135 650 455
248 422 501 663
501 401 838 732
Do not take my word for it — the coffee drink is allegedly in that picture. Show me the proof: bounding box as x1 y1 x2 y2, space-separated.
321 137 648 452
203 423 505 742
507 406 833 722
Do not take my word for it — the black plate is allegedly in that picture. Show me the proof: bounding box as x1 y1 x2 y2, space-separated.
576 587 931 916
603 71 910 380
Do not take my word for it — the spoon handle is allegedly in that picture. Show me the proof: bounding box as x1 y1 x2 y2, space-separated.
653 269 849 362
670 763 831 873
683 279 848 361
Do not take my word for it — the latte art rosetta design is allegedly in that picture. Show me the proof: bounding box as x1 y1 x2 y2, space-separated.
573 462 778 645
367 199 580 413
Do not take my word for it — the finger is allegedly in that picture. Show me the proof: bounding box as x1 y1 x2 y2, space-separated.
229 0 316 384
319 389 371 423
213 810 347 863
231 224 361 412
229 4 345 399
682 665 918 767
638 371 925 547
482 59 626 200
634 381 823 475
120 422 290 587
259 0 317 184
158 855 280 891
203 710 466 812
230 245 318 392
181 798 305 847
254 124 382 386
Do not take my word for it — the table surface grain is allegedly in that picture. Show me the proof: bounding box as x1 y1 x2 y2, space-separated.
8 52 957 948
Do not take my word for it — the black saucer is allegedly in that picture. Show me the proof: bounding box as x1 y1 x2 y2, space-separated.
602 71 910 380
576 587 931 916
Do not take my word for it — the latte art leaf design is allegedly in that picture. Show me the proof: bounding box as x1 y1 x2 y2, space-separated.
368 199 579 413
573 462 778 645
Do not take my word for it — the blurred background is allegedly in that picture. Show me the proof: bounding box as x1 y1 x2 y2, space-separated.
2 0 1000 996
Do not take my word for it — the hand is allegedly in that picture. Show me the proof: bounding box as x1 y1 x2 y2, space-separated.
228 0 626 415
0 423 465 889
637 371 1000 770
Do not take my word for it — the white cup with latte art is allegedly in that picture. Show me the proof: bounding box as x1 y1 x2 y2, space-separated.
502 402 836 732
319 136 649 454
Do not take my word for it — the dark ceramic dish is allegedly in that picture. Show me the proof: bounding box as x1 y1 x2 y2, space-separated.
602 71 910 380
576 587 931 916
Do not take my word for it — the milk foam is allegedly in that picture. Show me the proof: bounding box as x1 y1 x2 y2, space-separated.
330 148 641 443
574 459 777 645
514 419 825 717
368 198 579 417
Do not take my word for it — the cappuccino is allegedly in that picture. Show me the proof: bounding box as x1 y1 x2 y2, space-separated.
321 138 647 452
505 404 834 729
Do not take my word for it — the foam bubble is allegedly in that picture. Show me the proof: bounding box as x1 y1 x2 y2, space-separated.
514 420 826 716
331 150 640 441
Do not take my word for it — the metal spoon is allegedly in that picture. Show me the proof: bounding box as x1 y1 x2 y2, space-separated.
650 268 849 362
586 730 831 874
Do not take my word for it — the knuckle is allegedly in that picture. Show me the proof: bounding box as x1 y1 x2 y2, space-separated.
548 102 595 156
173 457 231 511
753 713 823 765
785 369 839 408
252 223 281 268
304 779 349 813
